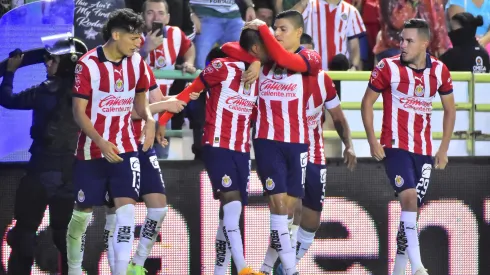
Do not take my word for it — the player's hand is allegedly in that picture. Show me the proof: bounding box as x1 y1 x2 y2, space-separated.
369 141 385 161
245 6 256 22
176 61 197 75
243 60 260 88
343 147 357 171
96 139 123 163
164 97 186 113
189 92 200 100
243 19 266 30
434 150 448 169
143 30 163 52
7 54 23 72
142 118 156 152
156 126 168 147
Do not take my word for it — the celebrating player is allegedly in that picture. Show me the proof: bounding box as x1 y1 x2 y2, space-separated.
103 64 194 275
222 12 322 275
158 29 268 275
361 19 456 275
67 9 153 275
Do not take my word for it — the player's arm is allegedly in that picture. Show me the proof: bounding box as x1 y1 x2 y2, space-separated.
290 0 309 13
0 55 37 110
348 38 362 70
347 8 366 70
361 88 380 145
178 28 197 73
435 65 456 169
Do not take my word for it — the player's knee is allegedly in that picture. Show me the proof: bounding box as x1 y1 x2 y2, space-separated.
268 193 289 215
300 206 321 231
68 210 92 235
398 188 418 211
7 227 37 257
115 204 135 223
220 191 241 205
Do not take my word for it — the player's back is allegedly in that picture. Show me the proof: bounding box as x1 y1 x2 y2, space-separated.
369 55 453 156
202 57 258 153
74 46 149 160
255 48 320 144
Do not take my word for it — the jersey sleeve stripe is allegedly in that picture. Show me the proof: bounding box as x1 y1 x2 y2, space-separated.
149 83 158 91
325 94 340 109
72 93 90 99
368 82 383 93
199 73 210 89
299 53 311 74
347 32 365 40
438 89 453 95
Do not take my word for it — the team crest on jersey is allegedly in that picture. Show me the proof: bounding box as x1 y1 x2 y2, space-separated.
222 174 232 187
265 177 275 190
395 175 404 187
214 136 220 143
156 56 166 68
78 190 85 202
273 67 284 80
243 84 251 95
341 13 348 20
75 64 83 74
212 60 223 69
115 79 124 92
414 83 424 97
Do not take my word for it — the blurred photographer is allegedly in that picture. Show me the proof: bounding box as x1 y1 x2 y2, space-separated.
0 34 88 275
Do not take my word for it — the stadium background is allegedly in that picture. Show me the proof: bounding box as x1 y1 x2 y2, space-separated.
0 159 489 275
0 1 489 274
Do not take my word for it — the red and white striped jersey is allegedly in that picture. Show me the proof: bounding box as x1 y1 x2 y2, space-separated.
255 48 322 144
307 71 340 165
201 58 258 153
132 64 159 143
73 46 150 160
302 0 366 70
368 54 453 156
141 25 192 96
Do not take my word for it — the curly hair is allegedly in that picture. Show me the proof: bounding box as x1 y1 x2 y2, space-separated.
102 8 145 41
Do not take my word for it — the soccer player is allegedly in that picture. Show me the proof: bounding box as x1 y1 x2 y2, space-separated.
158 29 268 275
222 13 322 275
103 64 194 275
67 9 154 275
361 19 456 275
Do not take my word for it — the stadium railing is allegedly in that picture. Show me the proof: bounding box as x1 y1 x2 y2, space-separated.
152 70 490 156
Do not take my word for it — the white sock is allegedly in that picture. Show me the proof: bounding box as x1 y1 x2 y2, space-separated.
295 227 315 263
132 207 168 266
103 214 116 273
260 244 278 273
214 219 232 275
400 211 424 274
222 201 246 272
393 221 409 275
66 210 92 275
288 218 299 252
113 204 136 275
270 214 297 275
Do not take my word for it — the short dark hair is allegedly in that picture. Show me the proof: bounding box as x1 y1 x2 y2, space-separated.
403 18 430 40
205 47 227 66
300 33 314 47
254 0 273 11
239 29 264 52
276 10 304 29
142 0 169 14
102 8 145 41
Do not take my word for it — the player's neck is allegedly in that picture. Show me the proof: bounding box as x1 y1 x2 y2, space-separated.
286 43 301 53
324 0 341 5
102 42 124 62
408 54 427 70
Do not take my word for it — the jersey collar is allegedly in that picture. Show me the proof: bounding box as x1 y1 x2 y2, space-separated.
400 53 432 72
97 46 126 66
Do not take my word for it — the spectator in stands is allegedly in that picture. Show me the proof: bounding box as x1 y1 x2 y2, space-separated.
139 0 196 159
255 0 274 27
373 0 450 61
189 0 256 70
292 0 366 71
440 13 490 73
446 0 490 47
274 0 300 12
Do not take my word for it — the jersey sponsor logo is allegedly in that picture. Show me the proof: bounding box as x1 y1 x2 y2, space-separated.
306 112 321 128
203 66 214 75
300 152 308 168
75 75 81 91
320 168 327 184
395 175 404 187
421 163 432 178
222 174 232 188
259 79 299 98
99 95 134 113
225 95 255 113
371 69 379 79
414 83 425 97
399 97 432 113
